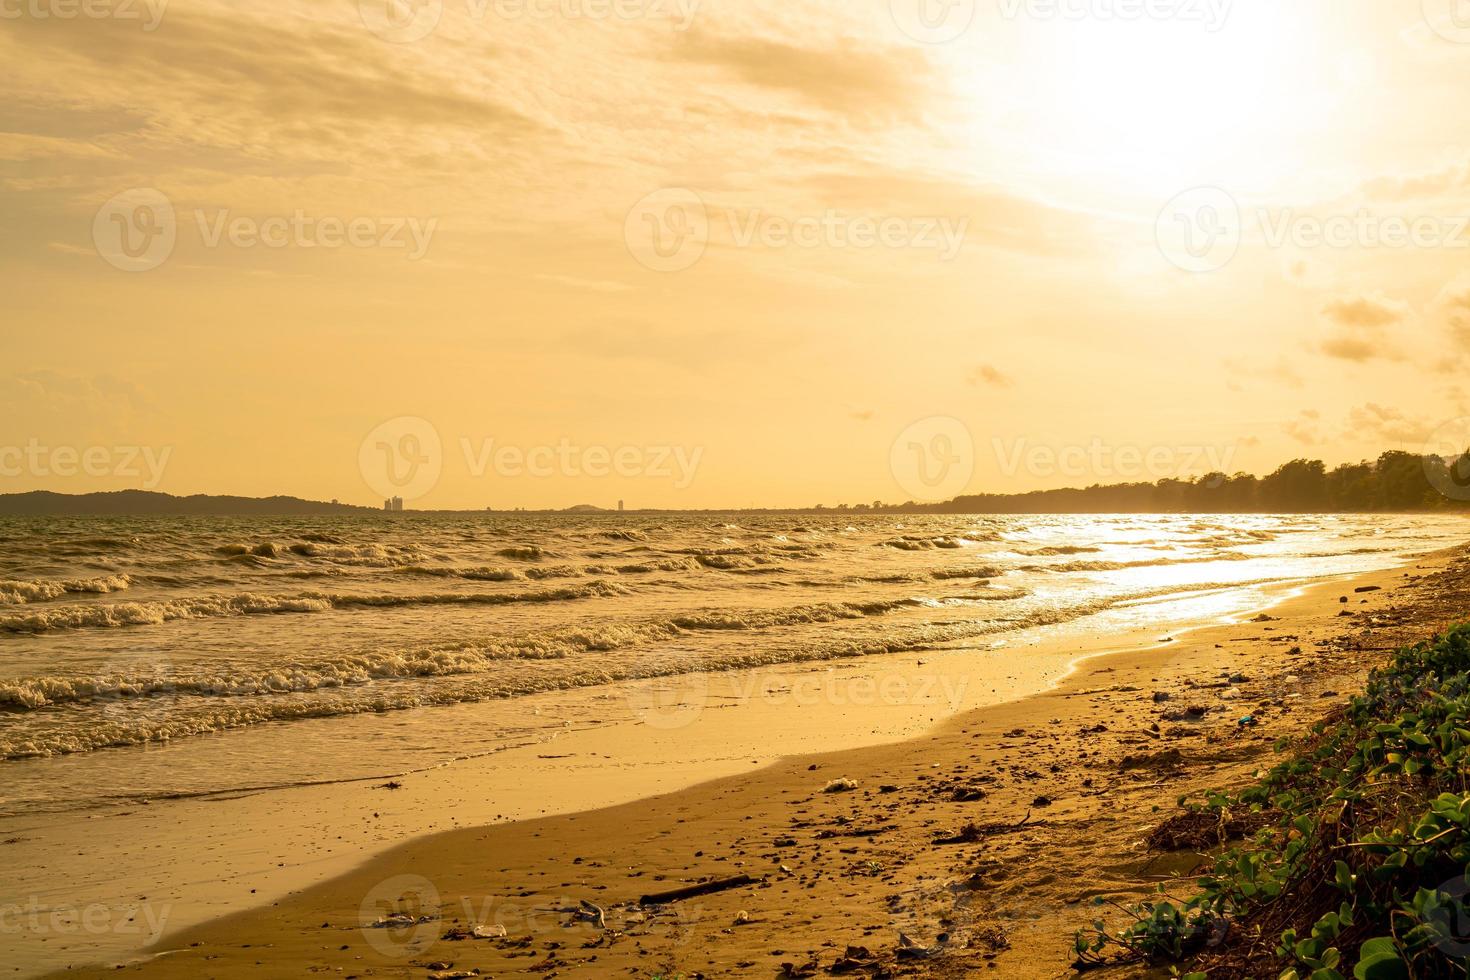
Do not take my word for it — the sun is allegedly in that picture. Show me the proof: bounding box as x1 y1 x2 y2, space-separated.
959 5 1323 202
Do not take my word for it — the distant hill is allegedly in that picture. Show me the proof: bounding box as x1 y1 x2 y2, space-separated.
0 491 375 516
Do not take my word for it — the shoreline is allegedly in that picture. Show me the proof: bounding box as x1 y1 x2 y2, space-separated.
28 541 1470 979
3 573 1326 977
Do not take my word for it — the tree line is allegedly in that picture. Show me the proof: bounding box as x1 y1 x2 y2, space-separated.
905 450 1470 514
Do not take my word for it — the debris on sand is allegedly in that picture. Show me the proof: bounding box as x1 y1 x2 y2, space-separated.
830 944 879 973
779 957 820 977
896 931 949 960
1118 748 1184 772
574 900 606 929
370 913 438 929
1147 808 1272 850
823 777 859 793
639 873 759 906
935 810 1035 844
442 923 506 941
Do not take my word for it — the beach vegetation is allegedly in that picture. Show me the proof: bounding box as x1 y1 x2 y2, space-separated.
1073 624 1470 978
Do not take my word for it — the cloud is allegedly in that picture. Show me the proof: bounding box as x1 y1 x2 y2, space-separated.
533 273 633 293
967 364 1012 388
0 5 539 181
789 170 1095 259
1222 355 1303 390
0 371 157 444
1319 292 1409 362
1321 294 1407 329
671 30 934 124
1283 410 1324 446
1347 403 1428 445
1358 160 1470 203
1431 275 1470 357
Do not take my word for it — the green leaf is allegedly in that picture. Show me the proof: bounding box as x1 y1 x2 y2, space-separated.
1352 937 1408 980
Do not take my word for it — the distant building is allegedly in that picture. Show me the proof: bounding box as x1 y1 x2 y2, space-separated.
384 497 404 512
618 499 624 512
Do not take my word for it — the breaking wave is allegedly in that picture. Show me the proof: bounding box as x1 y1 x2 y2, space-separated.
0 574 132 605
0 581 631 634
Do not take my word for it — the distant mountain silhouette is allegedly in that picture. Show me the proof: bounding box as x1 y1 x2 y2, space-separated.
4 449 1469 516
0 491 374 516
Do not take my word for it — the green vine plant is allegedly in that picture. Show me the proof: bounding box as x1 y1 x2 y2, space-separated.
1072 625 1470 979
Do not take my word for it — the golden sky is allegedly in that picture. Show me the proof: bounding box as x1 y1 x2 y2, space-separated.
4 0 1470 508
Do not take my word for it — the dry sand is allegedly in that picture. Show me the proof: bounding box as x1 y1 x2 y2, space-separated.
36 544 1470 980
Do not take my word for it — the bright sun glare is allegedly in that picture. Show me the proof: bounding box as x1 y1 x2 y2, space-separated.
983 6 1319 198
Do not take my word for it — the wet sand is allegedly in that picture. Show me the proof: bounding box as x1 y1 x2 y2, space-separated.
33 543 1470 979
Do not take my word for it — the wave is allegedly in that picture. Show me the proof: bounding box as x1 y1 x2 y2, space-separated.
401 565 522 582
216 542 281 559
498 546 549 561
878 536 965 551
1025 552 1252 573
930 565 1001 580
0 574 132 605
0 579 1286 759
0 596 932 714
0 581 632 634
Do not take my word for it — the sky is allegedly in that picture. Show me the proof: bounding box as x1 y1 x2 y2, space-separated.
4 0 1470 509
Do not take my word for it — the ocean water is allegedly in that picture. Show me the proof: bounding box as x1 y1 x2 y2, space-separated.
0 513 1462 816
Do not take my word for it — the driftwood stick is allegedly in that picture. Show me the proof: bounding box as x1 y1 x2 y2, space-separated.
638 874 758 906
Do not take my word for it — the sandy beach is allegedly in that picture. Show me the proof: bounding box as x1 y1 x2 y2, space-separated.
24 540 1466 980
13 3 1470 976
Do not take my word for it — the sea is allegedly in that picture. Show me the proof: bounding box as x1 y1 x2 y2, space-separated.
0 512 1464 819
